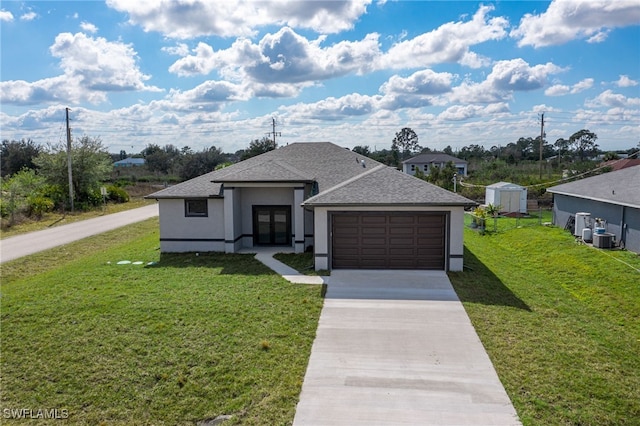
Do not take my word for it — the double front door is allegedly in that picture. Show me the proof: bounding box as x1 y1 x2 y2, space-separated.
253 206 291 246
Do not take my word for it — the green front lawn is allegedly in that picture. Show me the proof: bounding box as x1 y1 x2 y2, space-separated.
449 224 640 425
1 219 324 425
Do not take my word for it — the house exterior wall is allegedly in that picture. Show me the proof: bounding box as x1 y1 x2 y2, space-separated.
312 205 465 271
552 194 640 252
158 198 225 252
403 162 467 177
623 206 640 254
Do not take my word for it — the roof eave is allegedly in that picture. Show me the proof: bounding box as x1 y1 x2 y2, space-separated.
547 189 640 209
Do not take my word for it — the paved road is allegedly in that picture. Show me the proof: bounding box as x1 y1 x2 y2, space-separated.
0 204 158 264
293 270 521 426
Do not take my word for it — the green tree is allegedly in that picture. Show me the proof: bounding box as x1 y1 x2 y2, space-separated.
391 128 421 161
569 129 598 161
241 137 276 160
142 144 182 175
34 136 112 208
0 168 52 224
352 145 370 156
180 146 225 180
1 138 41 177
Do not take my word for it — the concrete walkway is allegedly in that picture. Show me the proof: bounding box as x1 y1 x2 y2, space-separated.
0 204 158 263
240 247 325 285
292 270 521 426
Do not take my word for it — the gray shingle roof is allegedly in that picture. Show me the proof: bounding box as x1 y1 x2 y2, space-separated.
147 142 475 207
303 164 476 206
403 153 467 165
148 142 381 199
547 166 640 209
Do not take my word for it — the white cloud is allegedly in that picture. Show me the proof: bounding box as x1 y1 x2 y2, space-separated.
168 27 381 87
486 58 565 91
512 0 640 48
0 10 14 21
545 78 593 96
1 32 160 106
571 78 594 93
438 103 510 122
164 80 248 112
616 75 638 87
282 93 378 121
162 43 190 57
381 5 508 69
106 0 371 39
20 11 37 21
586 90 640 108
545 84 570 96
378 69 453 109
80 21 98 33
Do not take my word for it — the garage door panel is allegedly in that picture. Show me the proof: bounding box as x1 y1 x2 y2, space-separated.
389 248 417 256
362 216 387 224
389 237 415 245
389 226 414 235
389 216 415 224
332 212 446 270
361 248 387 256
362 227 386 235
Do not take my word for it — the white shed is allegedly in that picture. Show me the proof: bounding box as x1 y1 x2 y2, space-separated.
485 182 527 214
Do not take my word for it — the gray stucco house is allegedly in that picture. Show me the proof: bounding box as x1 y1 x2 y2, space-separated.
547 166 640 253
147 142 475 271
402 153 468 177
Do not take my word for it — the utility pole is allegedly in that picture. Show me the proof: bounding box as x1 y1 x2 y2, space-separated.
266 117 281 146
539 112 544 179
66 107 74 212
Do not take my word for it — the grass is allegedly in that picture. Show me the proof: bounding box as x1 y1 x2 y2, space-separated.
1 218 324 425
448 223 640 425
273 252 330 276
0 197 156 239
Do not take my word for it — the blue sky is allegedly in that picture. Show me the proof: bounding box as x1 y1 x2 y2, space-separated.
1 0 639 155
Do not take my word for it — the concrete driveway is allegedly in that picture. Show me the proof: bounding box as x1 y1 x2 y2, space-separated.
0 204 158 263
293 270 521 426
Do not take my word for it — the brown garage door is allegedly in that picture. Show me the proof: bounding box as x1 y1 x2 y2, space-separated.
332 212 446 270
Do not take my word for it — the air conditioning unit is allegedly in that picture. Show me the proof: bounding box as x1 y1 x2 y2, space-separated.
593 233 613 249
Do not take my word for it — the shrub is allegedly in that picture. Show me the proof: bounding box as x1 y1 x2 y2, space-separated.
26 195 54 219
107 185 130 203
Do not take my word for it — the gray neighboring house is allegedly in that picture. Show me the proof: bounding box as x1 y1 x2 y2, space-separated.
114 157 145 167
402 153 468 177
146 142 475 271
547 166 640 253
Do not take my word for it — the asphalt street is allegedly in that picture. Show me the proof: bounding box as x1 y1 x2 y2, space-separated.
0 203 158 264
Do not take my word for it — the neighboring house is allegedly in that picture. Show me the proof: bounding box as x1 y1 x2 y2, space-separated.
547 166 640 254
146 142 475 271
600 158 640 172
485 182 527 214
114 157 146 167
402 153 468 177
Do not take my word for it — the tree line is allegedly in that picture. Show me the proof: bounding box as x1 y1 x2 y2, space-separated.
2 128 637 226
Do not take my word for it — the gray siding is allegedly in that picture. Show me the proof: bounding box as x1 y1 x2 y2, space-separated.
553 194 640 253
623 206 640 253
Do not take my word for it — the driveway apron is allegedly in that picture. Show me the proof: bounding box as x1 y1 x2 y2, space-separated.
293 270 521 426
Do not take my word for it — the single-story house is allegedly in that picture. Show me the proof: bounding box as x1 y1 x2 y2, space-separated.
402 153 468 177
146 142 476 271
114 157 146 167
547 166 640 254
600 158 640 172
485 182 527 214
